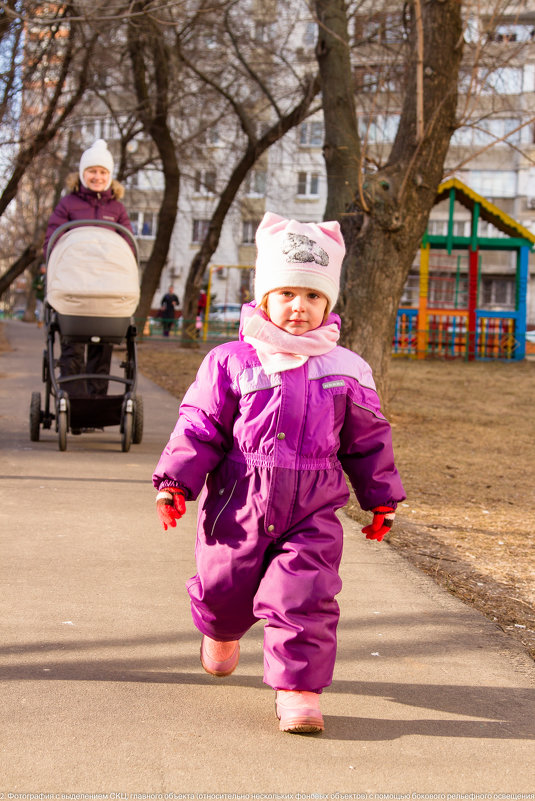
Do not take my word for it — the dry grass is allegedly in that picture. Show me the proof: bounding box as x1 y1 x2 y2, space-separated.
139 341 535 660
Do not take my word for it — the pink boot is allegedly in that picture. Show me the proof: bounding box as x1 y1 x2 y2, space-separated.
275 690 324 733
200 636 240 677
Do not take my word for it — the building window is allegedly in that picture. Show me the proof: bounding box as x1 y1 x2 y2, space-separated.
452 118 522 147
245 170 267 196
468 170 517 198
400 273 419 307
254 21 276 43
125 172 140 189
194 170 216 194
297 171 320 196
303 21 316 46
130 211 157 238
360 12 405 44
427 220 447 236
126 169 164 191
479 221 506 239
242 219 260 244
359 114 400 143
202 25 218 50
354 67 378 93
199 126 221 146
299 121 323 147
479 67 523 95
192 218 210 243
487 24 535 44
481 278 515 310
453 221 468 237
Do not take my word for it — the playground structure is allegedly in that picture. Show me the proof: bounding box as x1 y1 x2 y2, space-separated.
140 180 533 359
394 178 534 361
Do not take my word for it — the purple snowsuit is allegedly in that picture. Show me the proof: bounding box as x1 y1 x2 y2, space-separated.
153 305 405 692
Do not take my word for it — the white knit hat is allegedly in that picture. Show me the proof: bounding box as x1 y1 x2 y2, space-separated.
254 212 345 312
79 139 114 190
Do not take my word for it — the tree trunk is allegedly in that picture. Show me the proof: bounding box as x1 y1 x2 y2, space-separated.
22 259 40 323
314 0 360 220
316 0 463 403
127 8 180 335
134 128 179 332
0 243 40 298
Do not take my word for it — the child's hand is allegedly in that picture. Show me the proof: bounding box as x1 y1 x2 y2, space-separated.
362 506 395 542
156 488 186 530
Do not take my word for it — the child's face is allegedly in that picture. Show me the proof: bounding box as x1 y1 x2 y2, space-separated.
266 286 328 335
83 166 110 192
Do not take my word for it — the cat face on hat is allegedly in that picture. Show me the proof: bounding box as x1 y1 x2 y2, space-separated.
281 232 329 267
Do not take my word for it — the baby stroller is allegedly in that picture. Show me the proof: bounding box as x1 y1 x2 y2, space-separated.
29 219 143 452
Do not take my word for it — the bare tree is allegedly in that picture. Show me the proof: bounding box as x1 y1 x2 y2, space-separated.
0 2 99 303
314 0 463 399
117 0 322 340
0 3 98 218
314 0 535 400
176 1 322 344
125 0 184 331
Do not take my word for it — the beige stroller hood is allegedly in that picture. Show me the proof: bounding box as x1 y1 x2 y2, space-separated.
46 226 140 317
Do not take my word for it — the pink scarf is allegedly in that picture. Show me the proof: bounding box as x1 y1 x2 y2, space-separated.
242 308 339 375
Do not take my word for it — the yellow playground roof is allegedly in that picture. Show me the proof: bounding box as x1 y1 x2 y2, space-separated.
435 177 535 244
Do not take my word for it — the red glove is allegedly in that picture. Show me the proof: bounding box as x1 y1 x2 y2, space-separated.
156 488 186 530
362 506 395 542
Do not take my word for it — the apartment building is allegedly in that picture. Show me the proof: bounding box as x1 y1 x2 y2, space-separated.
145 2 535 327
15 2 534 327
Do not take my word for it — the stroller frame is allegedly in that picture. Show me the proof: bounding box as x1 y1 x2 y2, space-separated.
29 220 143 452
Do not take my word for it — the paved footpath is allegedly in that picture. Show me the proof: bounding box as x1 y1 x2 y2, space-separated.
0 320 534 795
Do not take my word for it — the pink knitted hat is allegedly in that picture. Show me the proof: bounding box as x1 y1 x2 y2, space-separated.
254 212 345 312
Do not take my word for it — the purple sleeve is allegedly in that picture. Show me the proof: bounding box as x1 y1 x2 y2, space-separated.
338 391 406 511
152 349 238 498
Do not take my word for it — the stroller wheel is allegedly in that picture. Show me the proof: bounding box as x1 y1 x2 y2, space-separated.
56 394 69 452
132 395 143 444
57 409 68 451
29 392 41 442
121 409 133 452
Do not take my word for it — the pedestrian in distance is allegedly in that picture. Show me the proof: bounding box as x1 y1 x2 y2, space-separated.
32 264 46 327
43 139 134 399
153 212 405 734
160 285 180 337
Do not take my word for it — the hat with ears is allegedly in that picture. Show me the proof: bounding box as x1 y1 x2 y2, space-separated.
254 212 345 312
79 139 114 190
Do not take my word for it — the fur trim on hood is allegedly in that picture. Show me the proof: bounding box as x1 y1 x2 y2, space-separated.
65 172 126 200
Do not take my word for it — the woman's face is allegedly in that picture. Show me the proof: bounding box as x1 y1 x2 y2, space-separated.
266 286 328 335
83 166 110 192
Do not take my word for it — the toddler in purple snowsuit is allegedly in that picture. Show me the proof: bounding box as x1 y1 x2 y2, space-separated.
153 212 405 733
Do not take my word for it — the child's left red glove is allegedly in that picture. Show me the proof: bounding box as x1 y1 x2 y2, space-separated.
156 488 186 530
362 506 395 542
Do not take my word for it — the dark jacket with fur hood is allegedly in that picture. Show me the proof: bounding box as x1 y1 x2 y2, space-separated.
44 173 133 260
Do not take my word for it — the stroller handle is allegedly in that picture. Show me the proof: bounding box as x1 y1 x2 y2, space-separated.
46 219 139 265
